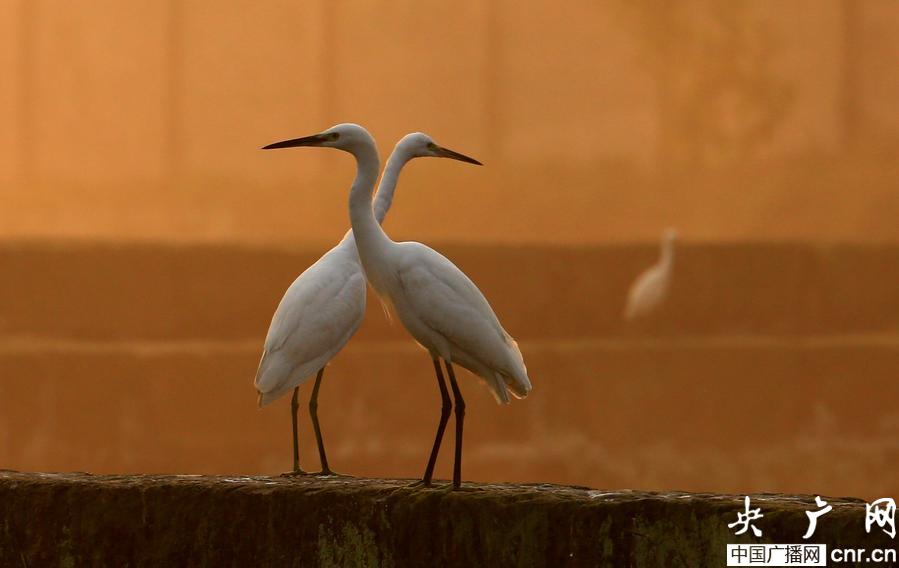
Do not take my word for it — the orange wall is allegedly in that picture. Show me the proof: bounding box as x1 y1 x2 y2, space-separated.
2 0 899 244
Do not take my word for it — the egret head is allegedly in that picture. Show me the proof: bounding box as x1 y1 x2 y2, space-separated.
663 228 679 244
396 132 482 165
262 123 375 155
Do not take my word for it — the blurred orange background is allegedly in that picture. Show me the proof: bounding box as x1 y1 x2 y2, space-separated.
2 0 899 244
0 1 897 500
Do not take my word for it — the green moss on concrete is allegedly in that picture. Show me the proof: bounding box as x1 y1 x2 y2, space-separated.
317 522 385 568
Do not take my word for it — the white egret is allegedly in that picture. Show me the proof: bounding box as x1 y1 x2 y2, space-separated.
256 130 482 475
263 124 531 489
624 228 678 321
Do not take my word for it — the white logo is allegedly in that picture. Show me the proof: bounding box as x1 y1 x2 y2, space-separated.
729 496 764 537
865 498 897 539
803 496 832 539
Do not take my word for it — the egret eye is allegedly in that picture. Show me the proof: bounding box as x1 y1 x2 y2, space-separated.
328 132 340 141
427 142 438 151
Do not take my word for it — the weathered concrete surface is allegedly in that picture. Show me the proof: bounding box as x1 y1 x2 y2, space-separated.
0 471 893 567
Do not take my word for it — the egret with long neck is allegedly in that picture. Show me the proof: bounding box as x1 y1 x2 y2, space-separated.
624 228 678 321
256 128 479 475
264 123 531 489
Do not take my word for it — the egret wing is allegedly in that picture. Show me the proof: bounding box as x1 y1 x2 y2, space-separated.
624 265 666 320
396 243 519 374
255 247 367 404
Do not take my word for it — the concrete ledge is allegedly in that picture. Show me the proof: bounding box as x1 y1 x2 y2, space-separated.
0 471 894 567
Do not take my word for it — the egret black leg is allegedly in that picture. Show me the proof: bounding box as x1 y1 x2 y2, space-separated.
421 357 452 485
290 386 305 473
309 368 332 475
445 361 465 489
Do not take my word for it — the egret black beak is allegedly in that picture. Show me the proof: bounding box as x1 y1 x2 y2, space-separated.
262 133 329 150
434 146 483 166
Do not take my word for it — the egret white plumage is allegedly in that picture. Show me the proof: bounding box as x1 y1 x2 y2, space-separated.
264 123 531 489
624 228 678 321
256 129 483 475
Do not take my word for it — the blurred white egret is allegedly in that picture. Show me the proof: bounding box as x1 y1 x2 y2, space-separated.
263 124 531 489
624 228 678 321
256 129 485 475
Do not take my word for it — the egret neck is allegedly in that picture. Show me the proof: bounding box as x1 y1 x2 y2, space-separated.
661 234 676 269
349 140 394 291
373 143 415 223
338 138 406 248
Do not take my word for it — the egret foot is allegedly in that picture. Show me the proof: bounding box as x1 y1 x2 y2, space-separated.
279 469 312 478
407 479 438 489
313 469 351 478
438 482 475 492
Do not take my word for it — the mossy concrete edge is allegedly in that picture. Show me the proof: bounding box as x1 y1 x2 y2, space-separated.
0 471 892 567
